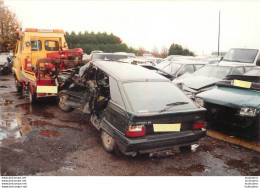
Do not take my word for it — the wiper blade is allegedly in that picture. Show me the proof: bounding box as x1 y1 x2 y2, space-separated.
159 102 189 113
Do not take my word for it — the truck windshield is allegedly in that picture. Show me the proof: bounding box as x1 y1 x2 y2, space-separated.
123 82 196 113
222 49 258 63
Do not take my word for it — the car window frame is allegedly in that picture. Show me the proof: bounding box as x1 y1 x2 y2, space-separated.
109 76 125 109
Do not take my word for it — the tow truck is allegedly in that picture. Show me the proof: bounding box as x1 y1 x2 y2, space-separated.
12 28 87 103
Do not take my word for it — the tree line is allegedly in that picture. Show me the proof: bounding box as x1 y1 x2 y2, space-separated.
65 31 140 55
65 31 195 57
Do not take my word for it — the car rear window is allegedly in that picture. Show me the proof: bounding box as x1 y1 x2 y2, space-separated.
123 82 197 113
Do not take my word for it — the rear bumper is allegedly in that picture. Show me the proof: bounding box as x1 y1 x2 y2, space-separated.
114 129 206 155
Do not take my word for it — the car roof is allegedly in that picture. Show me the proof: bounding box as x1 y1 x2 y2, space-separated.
207 63 255 68
171 60 207 65
93 61 170 82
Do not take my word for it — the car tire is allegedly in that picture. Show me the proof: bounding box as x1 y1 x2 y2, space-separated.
28 85 36 104
15 78 23 92
57 90 74 112
101 130 115 153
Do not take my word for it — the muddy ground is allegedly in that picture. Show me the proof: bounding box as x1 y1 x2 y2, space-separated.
0 74 259 176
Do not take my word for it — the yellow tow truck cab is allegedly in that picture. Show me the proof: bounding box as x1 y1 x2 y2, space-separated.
12 28 83 103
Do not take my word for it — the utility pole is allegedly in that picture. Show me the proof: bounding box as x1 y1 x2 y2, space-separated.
218 11 221 56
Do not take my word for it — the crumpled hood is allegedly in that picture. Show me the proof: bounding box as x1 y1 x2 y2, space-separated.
197 87 260 109
177 76 221 91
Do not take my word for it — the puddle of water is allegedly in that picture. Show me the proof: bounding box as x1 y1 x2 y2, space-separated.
15 103 55 119
39 129 62 138
224 158 259 175
0 79 10 81
10 92 22 96
0 114 82 144
0 99 14 106
0 114 26 143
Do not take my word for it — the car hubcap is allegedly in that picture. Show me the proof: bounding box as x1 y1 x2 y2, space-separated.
59 94 68 109
103 132 113 148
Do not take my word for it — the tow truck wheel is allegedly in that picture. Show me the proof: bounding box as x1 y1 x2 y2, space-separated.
101 130 115 153
28 85 36 104
15 78 22 92
57 90 73 112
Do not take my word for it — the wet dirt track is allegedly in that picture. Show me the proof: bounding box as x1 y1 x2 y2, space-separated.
0 74 259 176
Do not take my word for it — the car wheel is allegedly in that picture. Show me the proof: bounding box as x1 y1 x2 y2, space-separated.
101 130 115 153
28 85 36 104
57 90 73 112
15 78 23 92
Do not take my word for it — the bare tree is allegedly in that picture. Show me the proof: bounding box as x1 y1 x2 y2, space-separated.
138 47 146 56
0 0 20 52
151 47 160 57
160 46 168 58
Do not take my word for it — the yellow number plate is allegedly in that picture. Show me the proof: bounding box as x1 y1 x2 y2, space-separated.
153 123 181 132
37 86 58 93
233 80 252 89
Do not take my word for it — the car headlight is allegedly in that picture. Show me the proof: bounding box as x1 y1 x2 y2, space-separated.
195 97 204 107
239 107 259 117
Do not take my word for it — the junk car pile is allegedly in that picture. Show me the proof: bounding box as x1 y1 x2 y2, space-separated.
8 28 260 155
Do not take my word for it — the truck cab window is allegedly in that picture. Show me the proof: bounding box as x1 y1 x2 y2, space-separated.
45 40 59 51
31 40 42 51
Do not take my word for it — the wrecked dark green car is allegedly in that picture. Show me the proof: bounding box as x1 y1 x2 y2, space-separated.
57 61 206 156
196 67 260 140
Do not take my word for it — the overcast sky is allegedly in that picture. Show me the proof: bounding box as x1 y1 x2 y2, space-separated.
5 0 260 55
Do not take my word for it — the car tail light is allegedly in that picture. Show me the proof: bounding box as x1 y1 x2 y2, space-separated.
192 119 204 129
126 125 145 138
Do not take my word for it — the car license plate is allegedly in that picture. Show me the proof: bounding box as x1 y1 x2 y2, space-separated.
233 80 252 89
37 86 58 93
153 123 181 132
